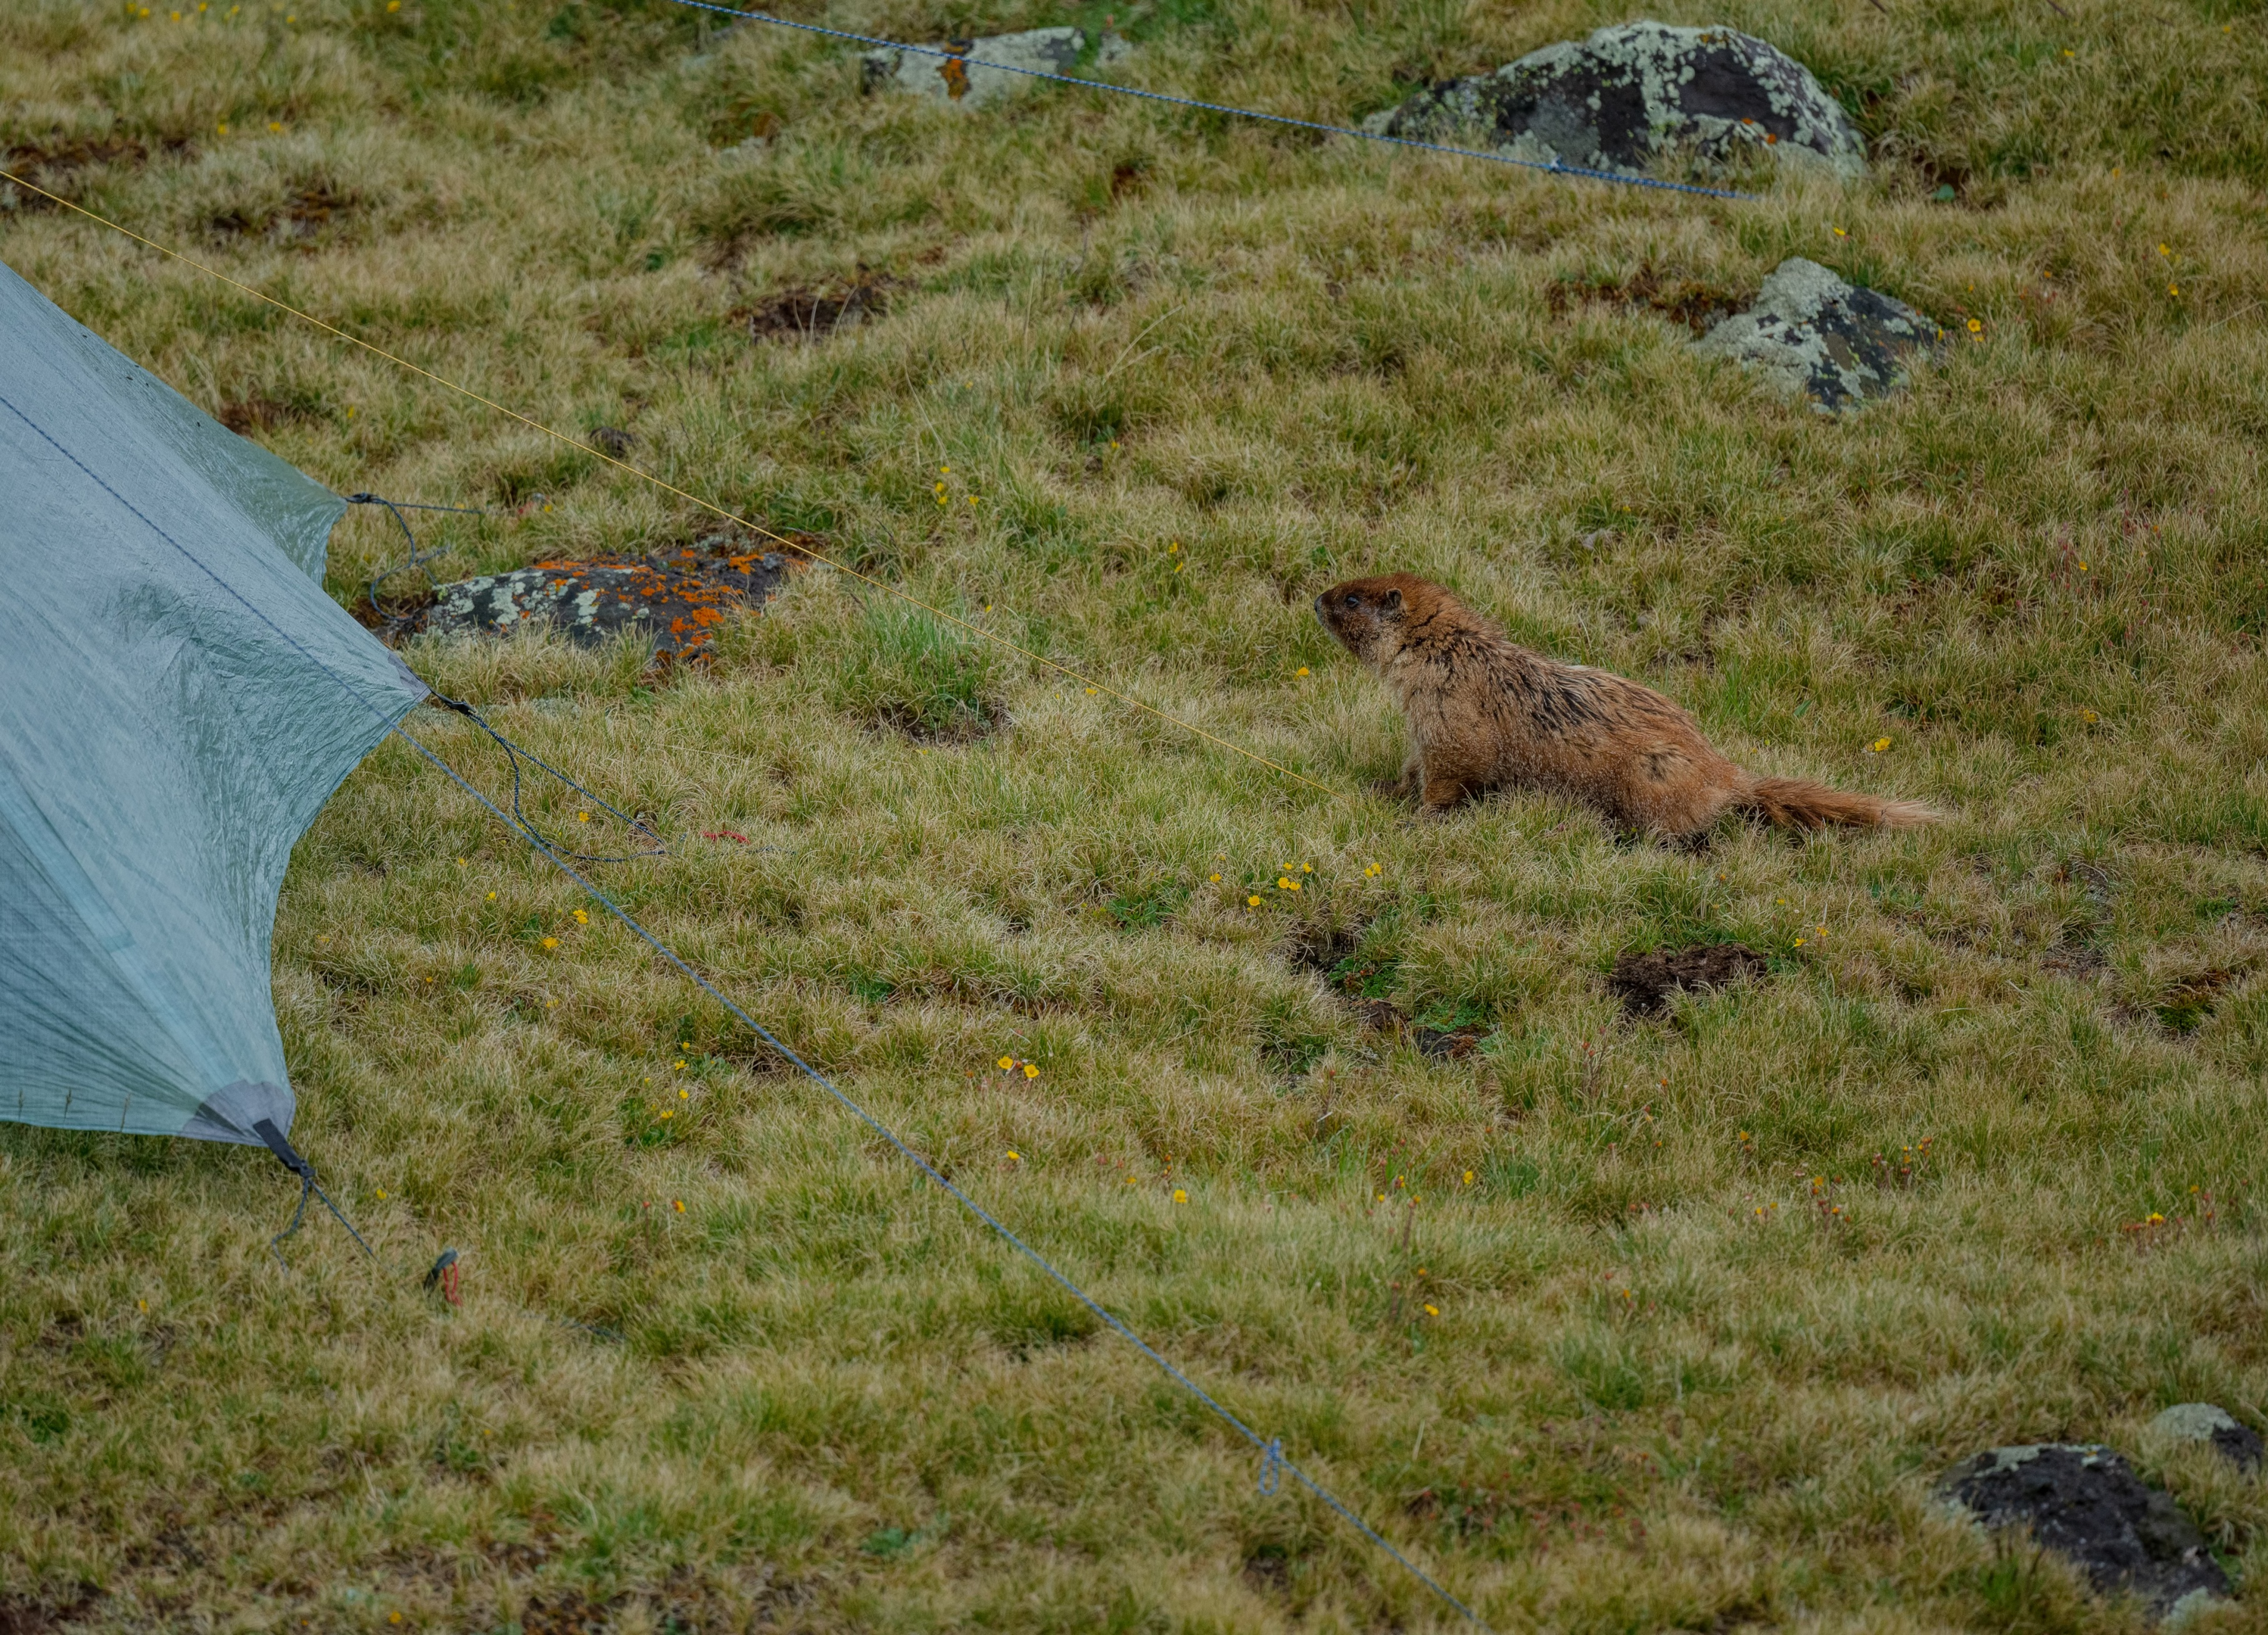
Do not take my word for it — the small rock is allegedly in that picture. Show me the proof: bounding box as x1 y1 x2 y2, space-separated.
588 425 636 458
862 27 1086 108
1937 1444 2232 1619
2151 1404 2264 1472
1609 942 1767 1016
1692 258 1939 413
1363 21 1866 182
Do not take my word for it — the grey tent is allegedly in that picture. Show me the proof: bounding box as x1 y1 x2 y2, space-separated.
0 257 428 1154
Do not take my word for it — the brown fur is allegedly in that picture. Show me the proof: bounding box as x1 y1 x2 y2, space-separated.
1314 574 1936 839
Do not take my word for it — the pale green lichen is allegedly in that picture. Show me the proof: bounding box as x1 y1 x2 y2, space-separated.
1693 258 1939 413
1367 21 1868 182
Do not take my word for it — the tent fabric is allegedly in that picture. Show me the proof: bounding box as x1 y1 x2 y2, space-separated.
0 257 429 1147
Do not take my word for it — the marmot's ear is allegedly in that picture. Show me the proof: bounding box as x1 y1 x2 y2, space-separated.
1382 587 1402 611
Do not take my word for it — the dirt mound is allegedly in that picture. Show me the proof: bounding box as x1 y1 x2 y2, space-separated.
409 534 807 660
1609 942 1767 1015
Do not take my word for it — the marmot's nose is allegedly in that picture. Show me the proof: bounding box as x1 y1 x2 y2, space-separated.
1311 593 1326 616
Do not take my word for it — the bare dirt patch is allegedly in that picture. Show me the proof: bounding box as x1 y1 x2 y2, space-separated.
210 179 363 248
734 272 893 341
1550 263 1741 335
0 1584 101 1635
1609 942 1768 1016
1 134 157 210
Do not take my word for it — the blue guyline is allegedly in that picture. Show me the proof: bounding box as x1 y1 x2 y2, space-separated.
0 398 1496 1632
665 0 1756 203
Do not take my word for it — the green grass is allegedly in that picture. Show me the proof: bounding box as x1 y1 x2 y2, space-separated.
7 0 2268 1629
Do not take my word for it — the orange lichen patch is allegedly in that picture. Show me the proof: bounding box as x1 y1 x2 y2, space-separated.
414 536 807 661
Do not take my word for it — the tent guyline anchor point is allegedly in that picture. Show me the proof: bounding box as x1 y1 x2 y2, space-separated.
344 493 484 626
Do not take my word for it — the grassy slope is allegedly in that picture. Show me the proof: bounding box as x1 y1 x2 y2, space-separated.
5 0 2268 1628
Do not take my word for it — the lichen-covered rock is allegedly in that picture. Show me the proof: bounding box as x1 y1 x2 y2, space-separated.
2150 1404 2265 1472
1937 1444 2232 1620
416 540 797 660
1692 258 1939 413
1363 21 1866 182
861 26 1086 108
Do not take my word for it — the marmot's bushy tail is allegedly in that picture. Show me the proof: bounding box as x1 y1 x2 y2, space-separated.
1738 775 1937 831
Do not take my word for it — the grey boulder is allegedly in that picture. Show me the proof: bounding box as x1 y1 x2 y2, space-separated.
1693 258 1939 413
861 26 1121 108
2150 1403 2264 1472
1363 20 1867 182
1936 1444 2231 1620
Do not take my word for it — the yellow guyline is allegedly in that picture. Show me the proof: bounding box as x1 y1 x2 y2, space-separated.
4 169 1353 811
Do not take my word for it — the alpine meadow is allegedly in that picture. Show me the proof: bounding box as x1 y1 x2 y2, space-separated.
4 0 2268 1630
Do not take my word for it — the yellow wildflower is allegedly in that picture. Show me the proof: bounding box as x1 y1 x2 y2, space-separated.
541 936 558 949
998 1055 1014 1070
1248 895 1261 907
1172 1189 1187 1203
1023 1062 1039 1079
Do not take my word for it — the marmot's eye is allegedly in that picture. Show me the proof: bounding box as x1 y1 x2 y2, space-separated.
1344 594 1360 608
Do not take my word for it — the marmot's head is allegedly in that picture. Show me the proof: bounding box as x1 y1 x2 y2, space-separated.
1315 574 1430 665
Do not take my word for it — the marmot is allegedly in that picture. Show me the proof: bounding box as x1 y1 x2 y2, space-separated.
1314 574 1934 839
